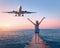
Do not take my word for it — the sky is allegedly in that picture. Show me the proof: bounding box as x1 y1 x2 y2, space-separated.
0 0 60 31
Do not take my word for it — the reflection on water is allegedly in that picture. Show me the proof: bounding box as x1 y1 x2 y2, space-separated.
0 29 60 48
25 33 51 48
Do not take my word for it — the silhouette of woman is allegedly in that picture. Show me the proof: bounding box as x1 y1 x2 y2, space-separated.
27 17 45 34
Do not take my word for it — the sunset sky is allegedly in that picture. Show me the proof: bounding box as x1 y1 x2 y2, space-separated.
0 0 60 31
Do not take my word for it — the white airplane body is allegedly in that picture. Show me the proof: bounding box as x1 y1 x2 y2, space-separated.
3 6 36 16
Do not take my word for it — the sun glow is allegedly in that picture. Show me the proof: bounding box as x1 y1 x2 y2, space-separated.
0 23 11 29
0 24 13 31
4 24 11 27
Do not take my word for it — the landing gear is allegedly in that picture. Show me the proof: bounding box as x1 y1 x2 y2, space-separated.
22 14 24 16
15 14 17 16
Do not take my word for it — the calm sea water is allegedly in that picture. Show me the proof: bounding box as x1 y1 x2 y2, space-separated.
0 29 60 48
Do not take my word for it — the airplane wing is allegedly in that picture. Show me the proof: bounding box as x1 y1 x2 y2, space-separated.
25 11 36 14
3 12 13 13
2 11 18 14
21 11 36 14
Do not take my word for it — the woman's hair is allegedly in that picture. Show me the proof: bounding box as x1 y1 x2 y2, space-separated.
36 20 39 24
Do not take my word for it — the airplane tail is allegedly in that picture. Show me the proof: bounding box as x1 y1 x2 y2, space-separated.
18 6 22 16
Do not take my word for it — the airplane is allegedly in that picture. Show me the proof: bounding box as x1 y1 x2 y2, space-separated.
2 6 36 16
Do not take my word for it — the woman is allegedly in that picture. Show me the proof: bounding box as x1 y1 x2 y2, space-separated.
27 17 45 34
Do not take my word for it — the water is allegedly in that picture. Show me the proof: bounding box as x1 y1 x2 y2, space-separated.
0 29 60 48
